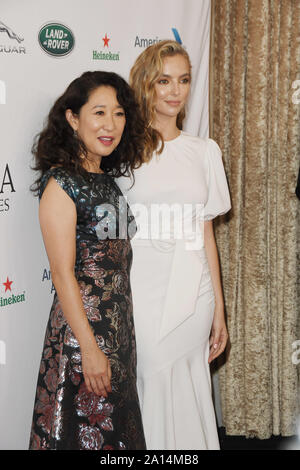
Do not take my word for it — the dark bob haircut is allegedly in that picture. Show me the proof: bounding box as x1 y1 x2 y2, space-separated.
31 71 146 194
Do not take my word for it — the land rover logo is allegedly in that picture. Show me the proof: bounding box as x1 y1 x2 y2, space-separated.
38 23 74 57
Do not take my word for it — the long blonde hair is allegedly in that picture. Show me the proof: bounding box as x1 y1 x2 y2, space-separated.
130 40 192 161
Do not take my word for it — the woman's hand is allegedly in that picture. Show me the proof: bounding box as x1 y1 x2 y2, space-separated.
81 346 112 397
203 220 229 363
208 306 228 364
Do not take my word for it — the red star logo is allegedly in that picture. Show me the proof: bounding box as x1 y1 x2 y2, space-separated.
102 33 110 48
3 277 13 292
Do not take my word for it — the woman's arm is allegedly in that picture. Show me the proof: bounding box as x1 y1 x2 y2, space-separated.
203 219 228 363
39 177 112 396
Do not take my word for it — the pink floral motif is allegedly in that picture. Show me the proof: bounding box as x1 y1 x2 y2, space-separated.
107 240 125 263
64 325 80 348
70 370 81 386
51 301 66 329
75 382 114 432
80 244 90 260
80 259 107 283
29 431 41 450
95 333 114 355
39 360 46 375
44 367 58 393
78 424 104 450
95 279 105 289
94 250 106 262
96 401 113 415
48 358 58 369
101 289 112 301
81 258 97 273
95 335 105 349
71 351 82 366
78 280 92 296
105 304 122 338
90 401 114 431
40 437 48 449
57 354 68 386
90 414 113 431
112 271 128 295
78 280 101 322
44 347 52 360
85 306 101 322
35 386 50 411
35 387 55 435
75 383 98 417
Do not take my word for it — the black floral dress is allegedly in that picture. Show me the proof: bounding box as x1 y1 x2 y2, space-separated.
29 167 146 450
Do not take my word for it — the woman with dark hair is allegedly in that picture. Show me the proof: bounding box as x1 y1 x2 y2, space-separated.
29 71 146 450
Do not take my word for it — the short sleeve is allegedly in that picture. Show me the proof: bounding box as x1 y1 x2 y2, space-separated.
204 139 231 220
39 167 79 203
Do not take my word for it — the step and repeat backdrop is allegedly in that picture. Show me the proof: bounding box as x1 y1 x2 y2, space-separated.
0 0 211 449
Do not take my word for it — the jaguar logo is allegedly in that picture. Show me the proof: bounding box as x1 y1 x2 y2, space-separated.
0 21 23 43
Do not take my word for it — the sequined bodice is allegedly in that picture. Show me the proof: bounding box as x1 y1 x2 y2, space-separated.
39 168 136 272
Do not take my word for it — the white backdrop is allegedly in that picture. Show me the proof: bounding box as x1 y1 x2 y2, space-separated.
0 0 212 449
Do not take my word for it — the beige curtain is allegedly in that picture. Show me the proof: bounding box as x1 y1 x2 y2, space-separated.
210 0 300 438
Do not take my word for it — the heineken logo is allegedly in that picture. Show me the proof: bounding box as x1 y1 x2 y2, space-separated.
92 33 120 61
0 277 26 308
38 22 74 57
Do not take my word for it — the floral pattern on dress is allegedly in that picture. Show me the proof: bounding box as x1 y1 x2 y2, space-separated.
29 168 145 450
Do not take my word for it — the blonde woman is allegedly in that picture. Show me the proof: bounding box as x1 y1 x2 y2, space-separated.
117 40 231 450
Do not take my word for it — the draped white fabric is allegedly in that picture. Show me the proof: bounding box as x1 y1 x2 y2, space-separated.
118 134 231 449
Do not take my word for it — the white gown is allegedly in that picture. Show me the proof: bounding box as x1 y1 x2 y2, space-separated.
117 132 231 450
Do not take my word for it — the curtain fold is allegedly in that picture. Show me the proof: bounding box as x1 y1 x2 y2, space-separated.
210 0 300 438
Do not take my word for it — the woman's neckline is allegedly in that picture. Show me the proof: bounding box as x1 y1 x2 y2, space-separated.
163 131 183 144
50 166 107 176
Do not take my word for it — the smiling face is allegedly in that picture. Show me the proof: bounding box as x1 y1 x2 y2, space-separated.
153 54 191 122
66 85 126 163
